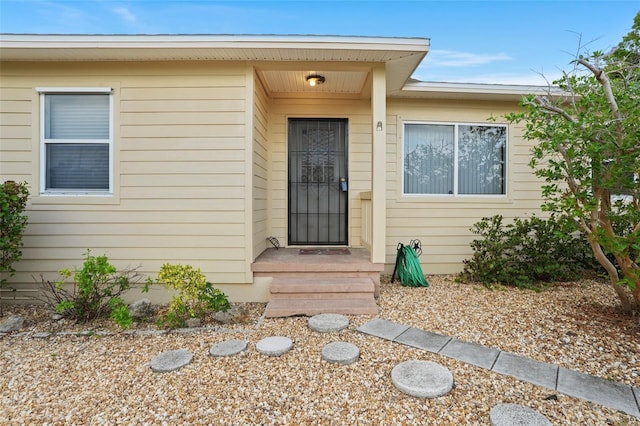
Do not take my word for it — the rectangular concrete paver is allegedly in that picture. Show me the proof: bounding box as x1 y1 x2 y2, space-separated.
357 318 409 341
492 351 558 389
557 367 640 417
438 338 500 370
394 327 451 353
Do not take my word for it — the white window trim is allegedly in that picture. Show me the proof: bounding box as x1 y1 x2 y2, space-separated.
38 88 114 196
402 120 508 198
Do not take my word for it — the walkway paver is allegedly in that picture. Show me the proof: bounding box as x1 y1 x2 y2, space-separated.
357 319 640 418
321 342 359 365
394 327 451 353
391 360 453 398
209 339 248 357
492 352 558 389
557 367 640 417
489 403 552 426
439 338 500 370
308 313 349 332
357 318 408 340
150 349 193 373
256 336 293 356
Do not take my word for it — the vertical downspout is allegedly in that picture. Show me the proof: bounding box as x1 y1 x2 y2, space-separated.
371 66 387 264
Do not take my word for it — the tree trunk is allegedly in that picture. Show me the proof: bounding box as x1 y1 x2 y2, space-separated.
588 239 633 311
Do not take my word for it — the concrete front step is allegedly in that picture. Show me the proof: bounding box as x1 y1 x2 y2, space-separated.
265 298 378 318
270 277 374 294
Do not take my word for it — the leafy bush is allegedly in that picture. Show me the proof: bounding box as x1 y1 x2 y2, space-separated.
0 181 29 311
37 250 144 329
153 263 230 328
457 214 601 288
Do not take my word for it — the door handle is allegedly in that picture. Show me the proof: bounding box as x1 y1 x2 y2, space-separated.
339 177 348 192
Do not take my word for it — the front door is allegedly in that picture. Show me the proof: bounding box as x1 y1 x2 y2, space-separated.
288 118 348 245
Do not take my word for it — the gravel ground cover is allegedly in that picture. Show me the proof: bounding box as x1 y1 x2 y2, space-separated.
1 276 639 425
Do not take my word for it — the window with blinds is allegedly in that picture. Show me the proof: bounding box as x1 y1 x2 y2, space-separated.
403 122 506 196
40 91 112 193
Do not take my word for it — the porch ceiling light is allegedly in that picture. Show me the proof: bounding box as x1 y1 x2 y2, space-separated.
306 74 325 86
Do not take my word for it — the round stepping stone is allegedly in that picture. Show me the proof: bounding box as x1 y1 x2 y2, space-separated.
490 404 552 426
391 360 453 398
256 336 293 356
150 349 193 373
308 313 349 332
321 341 360 365
209 339 248 357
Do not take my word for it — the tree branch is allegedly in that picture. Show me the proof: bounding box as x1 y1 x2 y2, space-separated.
577 58 625 147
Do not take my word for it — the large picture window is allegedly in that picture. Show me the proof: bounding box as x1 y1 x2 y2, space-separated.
403 122 506 196
39 89 112 194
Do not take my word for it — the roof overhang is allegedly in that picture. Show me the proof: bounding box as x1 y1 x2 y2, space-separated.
392 80 562 101
0 34 430 93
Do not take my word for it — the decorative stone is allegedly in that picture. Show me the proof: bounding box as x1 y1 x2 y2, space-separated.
129 298 154 319
490 404 552 426
150 349 193 373
185 317 201 328
391 360 454 398
308 313 349 332
209 339 248 357
321 341 359 365
256 336 293 356
0 315 24 332
212 306 243 324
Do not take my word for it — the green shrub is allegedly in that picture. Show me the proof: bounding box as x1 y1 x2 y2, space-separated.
153 263 230 329
0 181 29 312
37 250 143 329
457 214 601 288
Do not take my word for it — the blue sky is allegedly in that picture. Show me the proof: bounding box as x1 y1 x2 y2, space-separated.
1 1 638 85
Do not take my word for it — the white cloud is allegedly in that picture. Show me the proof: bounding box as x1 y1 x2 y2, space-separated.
113 7 136 24
425 49 513 67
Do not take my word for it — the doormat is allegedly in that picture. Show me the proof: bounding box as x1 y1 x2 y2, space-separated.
299 248 351 255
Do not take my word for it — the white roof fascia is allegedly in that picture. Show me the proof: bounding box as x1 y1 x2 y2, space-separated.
0 34 429 94
0 34 429 56
393 81 564 101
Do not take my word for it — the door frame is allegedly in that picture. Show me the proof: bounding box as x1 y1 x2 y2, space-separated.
286 117 349 246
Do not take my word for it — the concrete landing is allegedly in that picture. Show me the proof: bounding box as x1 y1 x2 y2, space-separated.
357 318 640 418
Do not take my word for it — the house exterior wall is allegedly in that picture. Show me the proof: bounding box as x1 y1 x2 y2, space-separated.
267 98 374 248
252 70 270 259
0 61 255 302
385 97 543 274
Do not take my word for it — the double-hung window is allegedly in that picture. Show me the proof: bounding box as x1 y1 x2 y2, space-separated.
403 122 507 196
38 88 113 195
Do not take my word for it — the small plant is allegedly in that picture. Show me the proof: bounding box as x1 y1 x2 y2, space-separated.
457 214 601 288
36 250 143 329
153 263 230 328
0 181 29 314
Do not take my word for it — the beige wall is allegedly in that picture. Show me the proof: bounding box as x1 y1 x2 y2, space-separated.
0 61 254 302
0 59 546 303
267 98 374 248
252 70 270 259
385 98 544 274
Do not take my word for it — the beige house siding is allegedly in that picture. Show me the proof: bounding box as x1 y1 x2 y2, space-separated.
385 98 543 274
252 70 270 259
267 98 373 247
0 61 253 302
0 87 33 183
